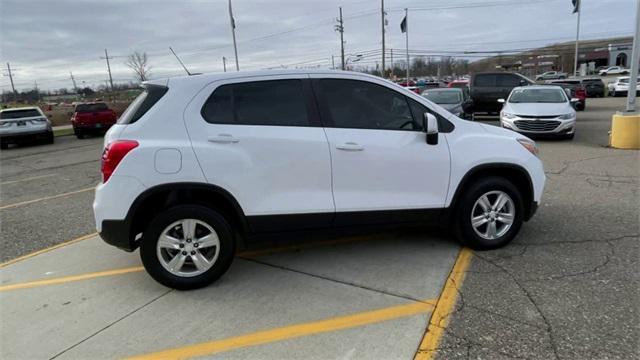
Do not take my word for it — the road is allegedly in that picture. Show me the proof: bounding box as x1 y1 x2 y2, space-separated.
1 97 638 359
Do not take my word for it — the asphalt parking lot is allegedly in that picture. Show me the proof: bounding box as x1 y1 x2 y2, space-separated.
1 96 638 359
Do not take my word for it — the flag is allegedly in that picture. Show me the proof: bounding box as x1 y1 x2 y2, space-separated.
571 0 580 13
400 15 407 33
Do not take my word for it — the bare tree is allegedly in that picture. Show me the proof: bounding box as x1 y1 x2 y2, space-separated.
125 52 151 82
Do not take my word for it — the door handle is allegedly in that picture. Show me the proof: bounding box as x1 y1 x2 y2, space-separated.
336 142 364 151
208 134 239 144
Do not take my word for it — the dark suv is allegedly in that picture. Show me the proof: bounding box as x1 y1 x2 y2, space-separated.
470 72 533 114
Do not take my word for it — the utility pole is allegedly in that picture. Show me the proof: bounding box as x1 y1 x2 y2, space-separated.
69 71 78 94
390 49 394 73
223 57 227 72
100 49 114 91
228 0 240 71
335 7 345 70
332 55 335 70
34 80 40 102
5 62 17 100
625 0 639 112
381 0 386 77
404 8 409 83
572 1 581 77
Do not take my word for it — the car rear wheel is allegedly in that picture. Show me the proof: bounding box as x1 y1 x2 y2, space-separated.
454 177 524 250
140 205 236 290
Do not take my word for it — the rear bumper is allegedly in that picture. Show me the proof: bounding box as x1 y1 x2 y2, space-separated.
100 219 135 252
73 123 115 130
0 130 52 142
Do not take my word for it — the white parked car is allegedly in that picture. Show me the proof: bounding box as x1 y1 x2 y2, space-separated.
0 107 54 149
93 70 546 289
599 66 629 76
499 85 577 140
609 76 640 97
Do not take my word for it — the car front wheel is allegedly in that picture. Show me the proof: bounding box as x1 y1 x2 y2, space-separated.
454 177 524 250
140 205 236 290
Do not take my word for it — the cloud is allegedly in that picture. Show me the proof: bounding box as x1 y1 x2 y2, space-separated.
0 0 635 91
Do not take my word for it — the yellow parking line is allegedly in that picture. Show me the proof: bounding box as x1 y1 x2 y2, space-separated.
127 300 436 360
0 173 58 185
414 247 473 360
0 232 98 269
0 186 94 210
0 266 144 292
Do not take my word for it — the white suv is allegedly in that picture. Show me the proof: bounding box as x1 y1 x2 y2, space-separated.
93 70 545 289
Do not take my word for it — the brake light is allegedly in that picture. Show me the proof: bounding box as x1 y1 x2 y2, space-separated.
101 140 138 182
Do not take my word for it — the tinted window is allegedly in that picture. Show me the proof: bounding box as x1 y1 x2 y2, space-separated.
474 74 495 87
319 79 417 130
118 85 168 124
0 109 41 119
76 103 109 112
201 80 309 127
509 88 567 103
496 74 523 87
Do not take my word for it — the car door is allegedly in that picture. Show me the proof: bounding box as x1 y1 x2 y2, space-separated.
184 75 334 231
471 74 499 112
311 75 451 225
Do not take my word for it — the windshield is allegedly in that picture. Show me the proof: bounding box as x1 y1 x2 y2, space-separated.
619 78 639 84
0 109 41 119
422 91 462 104
509 88 566 103
75 103 109 112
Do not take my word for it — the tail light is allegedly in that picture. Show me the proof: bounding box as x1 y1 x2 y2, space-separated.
576 87 586 98
101 140 138 182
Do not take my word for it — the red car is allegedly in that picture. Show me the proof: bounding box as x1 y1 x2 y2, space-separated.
448 80 469 88
71 102 117 139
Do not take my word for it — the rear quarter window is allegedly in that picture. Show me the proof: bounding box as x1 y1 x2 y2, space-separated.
117 85 168 124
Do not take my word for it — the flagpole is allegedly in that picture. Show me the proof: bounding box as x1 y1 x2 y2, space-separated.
572 1 581 77
405 8 409 84
228 0 239 71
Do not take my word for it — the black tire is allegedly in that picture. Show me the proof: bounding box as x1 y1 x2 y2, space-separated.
0 141 7 150
140 205 236 290
453 177 524 250
75 129 85 139
563 133 575 140
44 131 54 144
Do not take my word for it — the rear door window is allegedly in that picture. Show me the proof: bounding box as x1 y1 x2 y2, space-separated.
318 79 417 131
201 80 310 127
474 74 495 87
496 74 522 87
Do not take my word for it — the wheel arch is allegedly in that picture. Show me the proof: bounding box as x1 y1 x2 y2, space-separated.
127 182 249 250
449 163 535 221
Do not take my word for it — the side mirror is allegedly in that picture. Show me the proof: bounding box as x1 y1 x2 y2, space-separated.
519 79 528 86
423 113 439 145
570 98 580 103
497 98 505 103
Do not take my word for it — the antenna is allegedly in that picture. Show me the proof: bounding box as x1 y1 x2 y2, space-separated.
169 47 192 75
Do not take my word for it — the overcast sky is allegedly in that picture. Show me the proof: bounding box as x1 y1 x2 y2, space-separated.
0 0 635 91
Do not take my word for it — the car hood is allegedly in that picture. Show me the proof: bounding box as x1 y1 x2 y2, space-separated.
503 102 572 116
437 103 462 111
